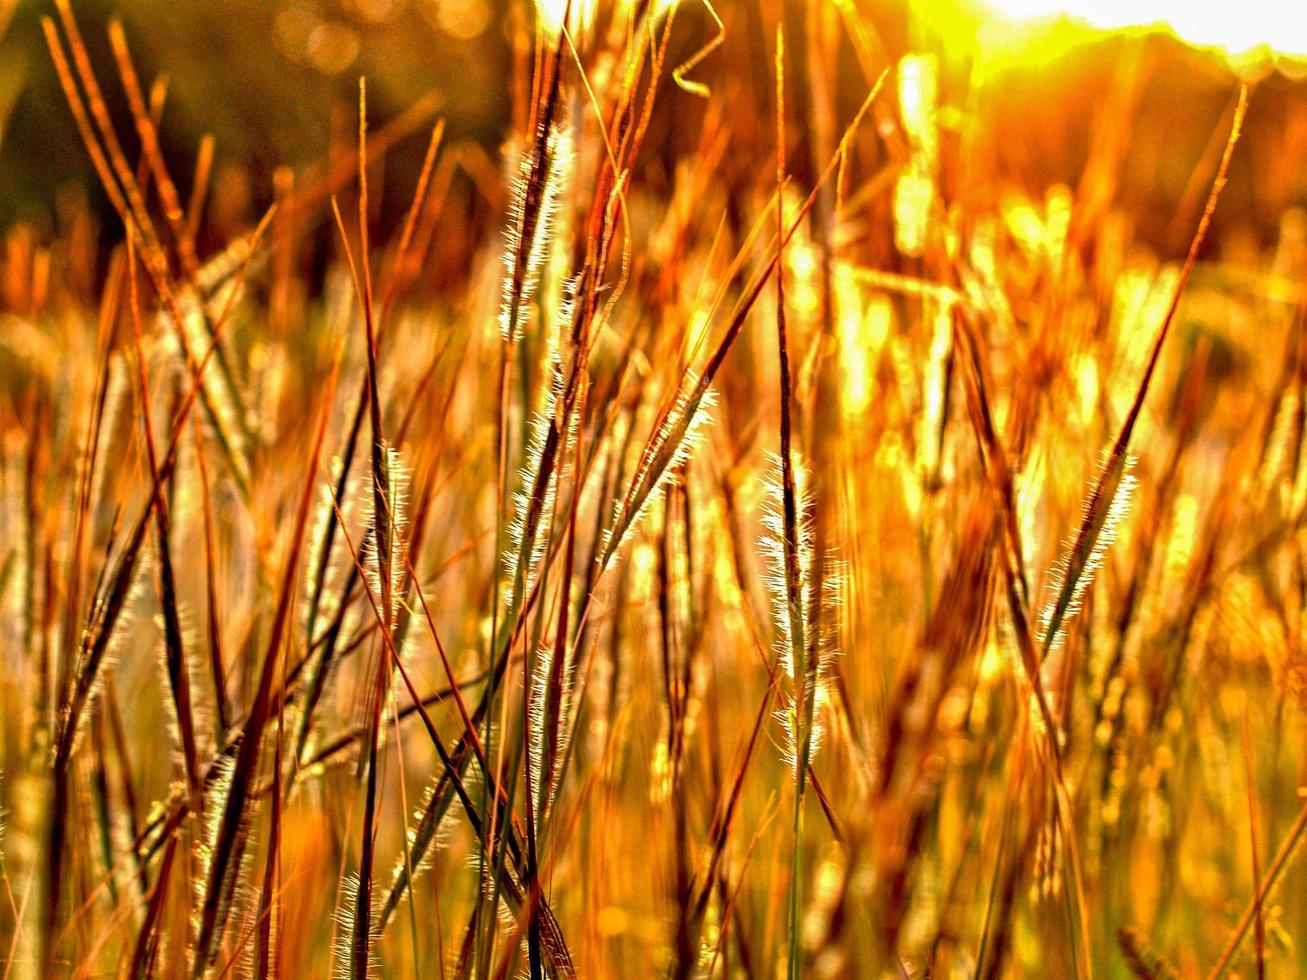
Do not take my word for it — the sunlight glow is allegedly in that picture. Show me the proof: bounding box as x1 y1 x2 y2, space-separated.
893 54 939 258
975 0 1307 58
535 0 597 34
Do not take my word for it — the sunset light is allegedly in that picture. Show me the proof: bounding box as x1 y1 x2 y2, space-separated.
6 0 1307 976
974 0 1307 58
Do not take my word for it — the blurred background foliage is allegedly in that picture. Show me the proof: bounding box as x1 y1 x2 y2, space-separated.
1 0 1306 263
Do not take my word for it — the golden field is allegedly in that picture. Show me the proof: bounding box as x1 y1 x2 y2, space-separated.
0 0 1305 976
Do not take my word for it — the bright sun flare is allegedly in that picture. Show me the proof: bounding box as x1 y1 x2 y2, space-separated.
975 0 1307 58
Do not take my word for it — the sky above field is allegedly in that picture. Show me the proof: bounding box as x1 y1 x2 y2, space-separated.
976 0 1307 56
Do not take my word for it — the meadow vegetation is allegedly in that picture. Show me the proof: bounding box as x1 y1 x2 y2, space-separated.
0 0 1304 976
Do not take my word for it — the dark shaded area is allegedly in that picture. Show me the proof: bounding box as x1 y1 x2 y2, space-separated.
0 0 513 238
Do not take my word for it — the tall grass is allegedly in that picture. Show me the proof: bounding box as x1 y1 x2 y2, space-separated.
0 1 1304 977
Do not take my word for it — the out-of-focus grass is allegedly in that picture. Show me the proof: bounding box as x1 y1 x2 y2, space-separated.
1 1 1307 977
